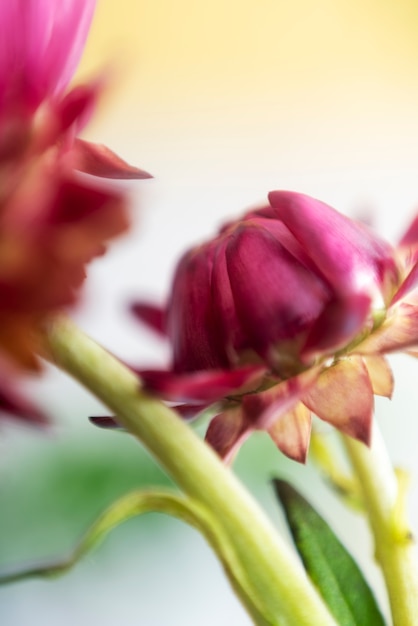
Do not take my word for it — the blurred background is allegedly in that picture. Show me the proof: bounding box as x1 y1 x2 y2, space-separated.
2 0 418 623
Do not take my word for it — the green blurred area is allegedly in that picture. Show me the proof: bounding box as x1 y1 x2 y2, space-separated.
0 408 308 571
0 426 171 566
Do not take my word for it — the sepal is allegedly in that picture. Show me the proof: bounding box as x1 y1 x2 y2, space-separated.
74 139 153 180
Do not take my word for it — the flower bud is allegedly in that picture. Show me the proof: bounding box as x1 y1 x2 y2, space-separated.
167 191 398 378
132 191 418 463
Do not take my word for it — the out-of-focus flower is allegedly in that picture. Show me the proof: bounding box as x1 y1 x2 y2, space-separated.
0 0 151 423
130 191 418 463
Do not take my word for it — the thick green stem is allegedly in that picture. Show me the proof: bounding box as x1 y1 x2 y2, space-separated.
44 316 337 626
343 421 418 626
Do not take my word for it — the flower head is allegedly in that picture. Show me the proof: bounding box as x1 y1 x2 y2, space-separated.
131 191 418 463
0 1 151 423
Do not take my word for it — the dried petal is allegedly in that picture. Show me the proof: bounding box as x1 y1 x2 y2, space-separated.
205 407 251 463
242 368 319 430
268 403 312 463
357 303 418 355
302 357 374 444
362 355 394 398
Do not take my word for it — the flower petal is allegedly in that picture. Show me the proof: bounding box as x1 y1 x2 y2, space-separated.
57 85 98 135
74 139 153 180
89 415 122 429
136 365 266 403
130 302 167 337
167 243 230 371
210 238 247 363
302 357 374 444
399 213 418 248
0 0 97 109
268 402 312 463
301 293 372 360
357 303 418 355
224 222 329 371
209 369 318 463
205 407 251 464
242 368 320 430
362 355 394 398
391 260 418 305
268 190 399 305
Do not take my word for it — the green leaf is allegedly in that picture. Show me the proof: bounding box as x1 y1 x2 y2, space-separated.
273 479 386 626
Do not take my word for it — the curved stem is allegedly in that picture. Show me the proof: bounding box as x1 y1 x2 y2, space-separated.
43 316 338 626
342 420 418 626
0 489 271 626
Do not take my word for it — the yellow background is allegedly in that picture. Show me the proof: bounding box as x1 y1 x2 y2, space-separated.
79 0 418 201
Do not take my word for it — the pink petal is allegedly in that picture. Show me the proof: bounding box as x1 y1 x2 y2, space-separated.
210 237 247 362
130 302 167 337
243 215 321 274
356 303 418 355
242 368 320 430
391 260 418 305
58 85 98 134
362 355 394 398
205 407 252 464
268 402 312 463
0 0 97 108
135 365 266 403
268 191 399 305
74 139 153 180
35 0 97 96
302 357 374 444
224 221 330 369
399 213 418 248
301 293 372 360
205 368 318 463
167 243 230 371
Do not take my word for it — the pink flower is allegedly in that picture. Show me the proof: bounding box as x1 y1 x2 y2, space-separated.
0 1 150 423
130 191 418 463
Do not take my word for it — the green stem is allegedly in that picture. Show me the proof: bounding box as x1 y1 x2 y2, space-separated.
342 421 418 626
44 316 337 626
0 489 270 626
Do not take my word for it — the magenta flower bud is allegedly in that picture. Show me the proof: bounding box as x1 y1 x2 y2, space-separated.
131 191 418 463
167 192 398 377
